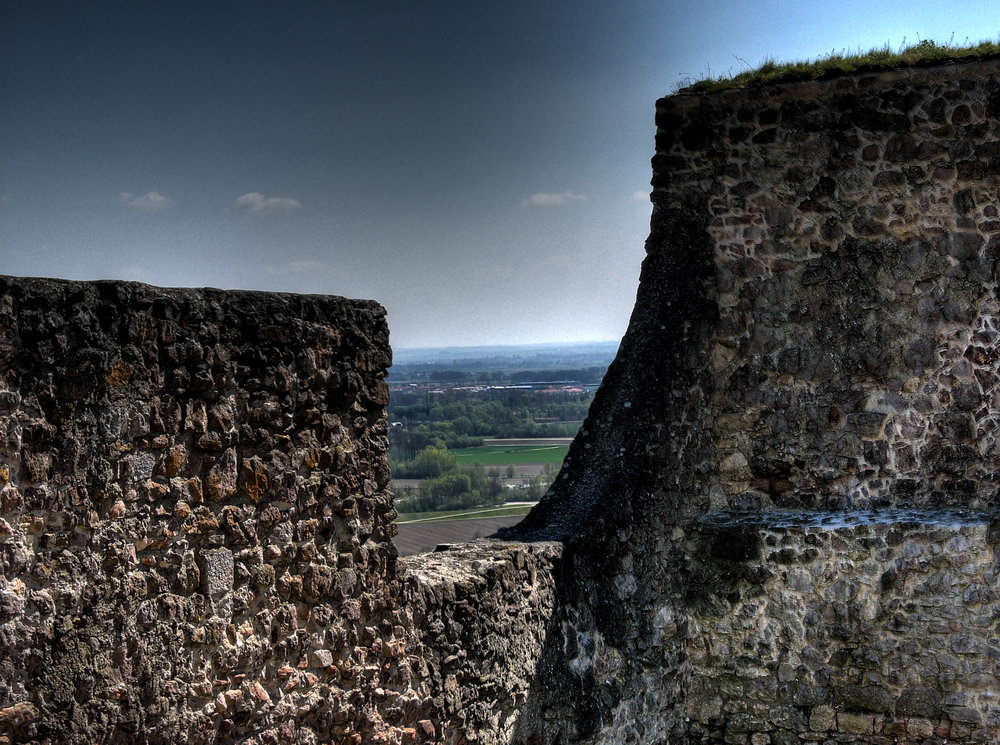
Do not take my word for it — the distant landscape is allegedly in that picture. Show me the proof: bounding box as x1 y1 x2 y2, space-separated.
389 341 617 554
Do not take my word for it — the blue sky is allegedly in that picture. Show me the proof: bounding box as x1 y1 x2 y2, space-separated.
3 1 1000 347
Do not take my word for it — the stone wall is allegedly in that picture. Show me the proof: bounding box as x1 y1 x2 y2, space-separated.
686 510 1000 743
668 62 1000 513
504 58 1000 743
0 276 560 745
402 542 562 743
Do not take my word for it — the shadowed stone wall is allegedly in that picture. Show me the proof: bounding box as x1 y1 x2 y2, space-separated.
504 58 1000 743
0 276 560 745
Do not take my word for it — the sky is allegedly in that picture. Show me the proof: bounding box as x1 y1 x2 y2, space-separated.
3 1 1000 348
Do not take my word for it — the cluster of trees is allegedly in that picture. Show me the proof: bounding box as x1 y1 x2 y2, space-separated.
393 445 456 478
388 387 590 513
390 426 480 462
392 444 549 513
394 459 506 513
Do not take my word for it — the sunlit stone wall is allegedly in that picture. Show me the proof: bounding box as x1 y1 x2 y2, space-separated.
685 509 1000 742
663 63 1000 513
0 276 560 745
507 58 1000 744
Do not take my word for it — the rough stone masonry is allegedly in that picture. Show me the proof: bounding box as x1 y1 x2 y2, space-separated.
8 54 1000 745
0 276 560 744
504 56 1000 743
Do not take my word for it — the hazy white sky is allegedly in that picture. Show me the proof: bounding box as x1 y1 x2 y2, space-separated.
3 1 1000 347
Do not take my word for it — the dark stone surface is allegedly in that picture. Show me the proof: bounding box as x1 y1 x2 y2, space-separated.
0 276 561 745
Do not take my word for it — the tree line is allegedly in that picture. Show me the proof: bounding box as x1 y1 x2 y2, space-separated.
389 392 591 460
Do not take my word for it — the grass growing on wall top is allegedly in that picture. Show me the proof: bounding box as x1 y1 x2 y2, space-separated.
679 39 1000 94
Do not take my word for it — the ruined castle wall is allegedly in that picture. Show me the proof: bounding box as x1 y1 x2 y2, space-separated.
0 276 560 745
507 59 1000 744
685 510 1000 743
402 542 562 744
660 61 1000 514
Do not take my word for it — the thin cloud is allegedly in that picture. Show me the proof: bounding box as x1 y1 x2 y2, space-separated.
235 192 303 213
265 259 326 276
0 195 9 205
117 265 155 282
119 191 175 211
522 191 586 208
632 190 650 202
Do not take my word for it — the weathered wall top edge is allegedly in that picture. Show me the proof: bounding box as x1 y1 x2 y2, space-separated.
0 273 386 316
400 539 564 581
657 55 1000 114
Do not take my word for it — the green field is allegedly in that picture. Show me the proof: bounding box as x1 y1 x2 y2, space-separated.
452 444 569 465
396 504 535 524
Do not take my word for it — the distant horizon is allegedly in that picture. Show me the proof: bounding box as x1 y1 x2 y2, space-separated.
392 338 621 352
